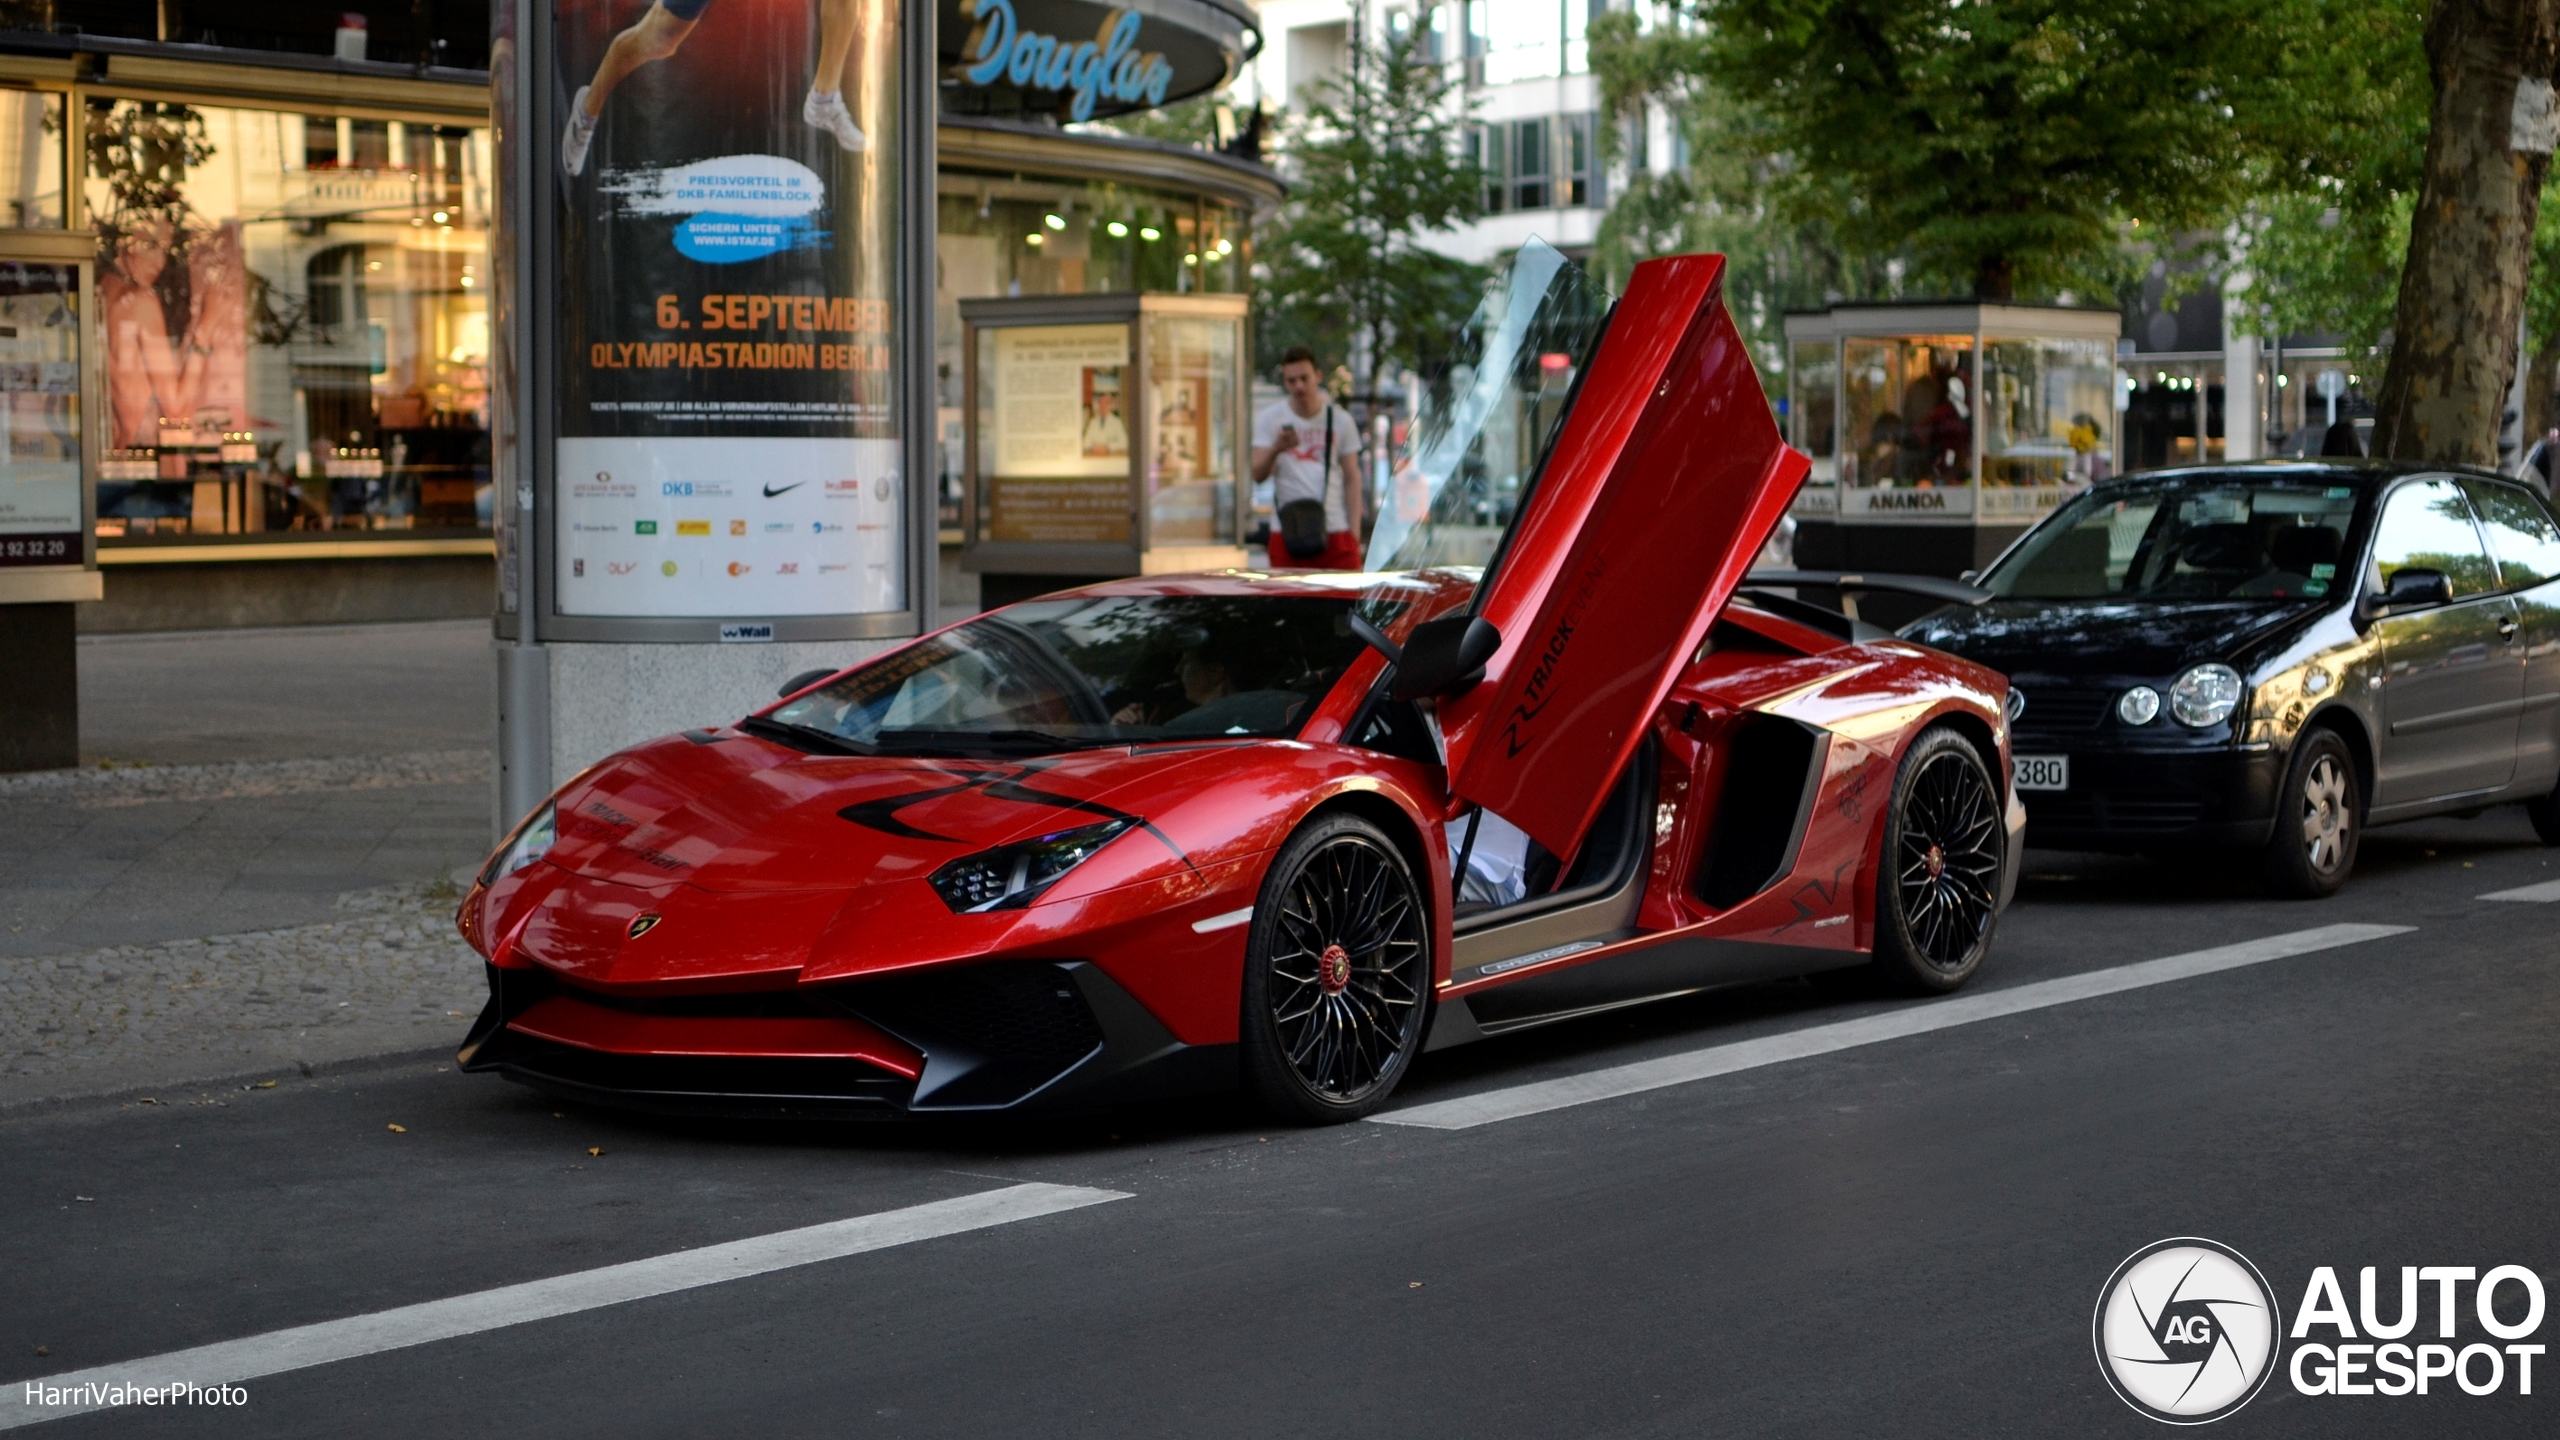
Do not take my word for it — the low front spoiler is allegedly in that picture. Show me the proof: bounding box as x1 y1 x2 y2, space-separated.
457 959 1235 1120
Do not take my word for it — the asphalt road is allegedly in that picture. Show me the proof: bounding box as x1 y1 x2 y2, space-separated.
2 808 2555 1438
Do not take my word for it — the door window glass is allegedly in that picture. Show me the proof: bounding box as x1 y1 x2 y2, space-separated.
2469 482 2560 589
2372 479 2496 597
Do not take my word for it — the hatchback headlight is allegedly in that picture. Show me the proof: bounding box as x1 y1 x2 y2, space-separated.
478 802 557 885
2117 686 2161 726
929 819 1136 913
2170 664 2244 728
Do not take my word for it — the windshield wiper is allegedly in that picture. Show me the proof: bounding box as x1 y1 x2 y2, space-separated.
738 715 879 757
872 727 1110 755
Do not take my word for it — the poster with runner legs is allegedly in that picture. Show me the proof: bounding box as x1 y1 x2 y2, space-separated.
551 0 904 618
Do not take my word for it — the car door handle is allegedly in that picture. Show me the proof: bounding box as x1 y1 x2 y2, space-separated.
2498 615 2520 640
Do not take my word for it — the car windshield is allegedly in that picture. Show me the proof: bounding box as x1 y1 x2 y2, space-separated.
765 594 1387 753
1365 238 1614 572
1981 475 2365 602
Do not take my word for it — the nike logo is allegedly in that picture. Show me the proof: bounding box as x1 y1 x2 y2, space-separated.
762 481 806 497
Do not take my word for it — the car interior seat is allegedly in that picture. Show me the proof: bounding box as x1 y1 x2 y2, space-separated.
2268 524 2343 576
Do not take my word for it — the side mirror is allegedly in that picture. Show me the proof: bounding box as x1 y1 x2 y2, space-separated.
778 668 835 698
1388 614 1502 702
2365 567 2451 618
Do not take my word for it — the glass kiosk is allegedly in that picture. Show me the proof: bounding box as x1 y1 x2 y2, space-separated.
961 291 1250 604
1784 302 2121 579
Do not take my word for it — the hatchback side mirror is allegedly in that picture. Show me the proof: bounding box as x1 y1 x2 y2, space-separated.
2364 567 2451 618
1388 614 1503 702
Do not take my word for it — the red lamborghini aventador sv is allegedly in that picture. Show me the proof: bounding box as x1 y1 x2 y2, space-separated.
455 243 2025 1123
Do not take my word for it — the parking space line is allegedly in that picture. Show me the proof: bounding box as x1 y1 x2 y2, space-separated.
1371 923 2413 1132
2479 878 2560 902
3 1182 1128 1430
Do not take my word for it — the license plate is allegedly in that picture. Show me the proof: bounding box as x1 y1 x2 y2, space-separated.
2013 754 2069 791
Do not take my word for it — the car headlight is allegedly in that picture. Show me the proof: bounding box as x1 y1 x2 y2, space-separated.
2170 664 2244 728
2117 685 2161 726
929 818 1136 913
478 802 557 886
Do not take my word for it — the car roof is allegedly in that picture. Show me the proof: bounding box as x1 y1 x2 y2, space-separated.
2095 458 2509 493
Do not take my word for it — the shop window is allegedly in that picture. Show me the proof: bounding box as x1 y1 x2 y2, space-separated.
1980 338 2116 485
84 99 489 538
1840 336 1976 487
0 90 66 227
1789 340 1837 462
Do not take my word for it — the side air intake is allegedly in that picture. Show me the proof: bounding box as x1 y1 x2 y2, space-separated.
1694 714 1829 910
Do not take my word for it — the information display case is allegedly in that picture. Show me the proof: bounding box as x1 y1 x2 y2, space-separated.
960 291 1249 590
1785 302 2120 577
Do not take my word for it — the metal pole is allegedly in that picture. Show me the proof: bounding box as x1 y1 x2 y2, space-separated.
494 0 552 837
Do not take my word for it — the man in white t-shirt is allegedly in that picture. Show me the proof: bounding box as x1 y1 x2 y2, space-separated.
1250 346 1364 570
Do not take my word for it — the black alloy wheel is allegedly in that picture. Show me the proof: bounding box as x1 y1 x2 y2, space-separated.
1239 813 1431 1123
2262 728 2362 897
1871 727 2004 993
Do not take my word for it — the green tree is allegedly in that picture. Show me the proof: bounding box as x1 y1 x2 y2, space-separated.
1591 11 1899 368
2222 1 2431 355
1594 0 2387 312
2368 0 2560 465
1254 26 1485 398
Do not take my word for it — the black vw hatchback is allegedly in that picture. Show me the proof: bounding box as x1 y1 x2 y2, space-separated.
1904 462 2560 895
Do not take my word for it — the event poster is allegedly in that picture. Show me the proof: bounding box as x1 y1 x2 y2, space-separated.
551 0 903 618
985 323 1130 544
0 264 82 569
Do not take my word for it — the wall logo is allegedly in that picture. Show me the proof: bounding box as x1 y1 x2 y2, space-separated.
2095 1238 2281 1424
660 560 678 576
729 519 748 536
728 561 752 577
635 520 659 535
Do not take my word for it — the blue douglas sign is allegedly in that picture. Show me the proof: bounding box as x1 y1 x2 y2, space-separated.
960 0 1177 120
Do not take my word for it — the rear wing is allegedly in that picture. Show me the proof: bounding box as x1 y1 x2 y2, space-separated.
1735 570 1992 643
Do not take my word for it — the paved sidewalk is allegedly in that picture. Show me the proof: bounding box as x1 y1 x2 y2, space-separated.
0 880 485 1107
0 621 501 1104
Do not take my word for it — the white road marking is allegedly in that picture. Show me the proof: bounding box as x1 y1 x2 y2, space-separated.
2 1182 1127 1430
1372 923 2413 1131
2479 878 2560 902
1191 906 1254 933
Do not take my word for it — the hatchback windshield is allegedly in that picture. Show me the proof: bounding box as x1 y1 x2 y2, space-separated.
763 594 1382 753
1982 475 2364 602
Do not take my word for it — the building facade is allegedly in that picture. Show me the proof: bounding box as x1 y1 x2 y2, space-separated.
0 1 1275 636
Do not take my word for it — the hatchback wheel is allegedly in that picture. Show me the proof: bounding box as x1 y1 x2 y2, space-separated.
2529 775 2560 845
1871 727 2003 994
2263 729 2360 897
1239 814 1431 1123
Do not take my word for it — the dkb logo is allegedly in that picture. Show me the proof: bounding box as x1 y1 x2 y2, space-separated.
2095 1238 2281 1424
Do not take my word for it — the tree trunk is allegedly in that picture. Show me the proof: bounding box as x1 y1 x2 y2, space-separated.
1973 255 2015 303
2525 328 2560 445
2372 0 2560 465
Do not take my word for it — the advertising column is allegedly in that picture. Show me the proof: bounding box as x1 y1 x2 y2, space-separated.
554 0 907 620
499 0 933 802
